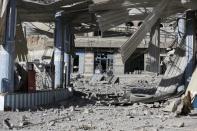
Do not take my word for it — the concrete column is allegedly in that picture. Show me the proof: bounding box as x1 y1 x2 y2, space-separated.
145 19 160 74
63 24 73 87
54 12 64 88
76 50 85 74
84 50 94 74
113 52 124 74
185 11 196 85
69 34 75 83
0 0 17 93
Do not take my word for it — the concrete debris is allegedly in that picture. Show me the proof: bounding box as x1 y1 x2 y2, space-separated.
21 115 28 121
0 74 196 130
89 74 120 85
143 110 153 116
105 75 114 84
19 121 31 127
18 115 31 127
47 121 56 126
69 106 75 112
163 91 192 115
163 98 182 112
179 91 192 115
79 124 96 130
3 118 13 129
169 121 185 128
153 102 161 108
83 108 94 114
77 118 85 122
89 74 104 85
177 122 185 127
111 76 119 84
125 112 134 118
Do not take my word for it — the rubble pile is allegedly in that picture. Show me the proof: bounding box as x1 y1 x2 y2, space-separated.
0 93 196 131
0 74 196 131
72 75 164 105
34 63 52 90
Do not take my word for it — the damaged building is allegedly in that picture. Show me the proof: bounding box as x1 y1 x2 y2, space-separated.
0 0 197 130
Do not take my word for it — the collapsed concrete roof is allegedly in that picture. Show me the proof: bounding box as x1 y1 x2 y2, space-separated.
17 0 94 23
16 0 197 32
1 0 197 53
15 0 197 62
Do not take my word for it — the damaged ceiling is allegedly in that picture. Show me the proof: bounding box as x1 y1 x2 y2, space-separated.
16 0 197 33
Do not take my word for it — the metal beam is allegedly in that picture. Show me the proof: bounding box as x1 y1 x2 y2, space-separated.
120 0 170 63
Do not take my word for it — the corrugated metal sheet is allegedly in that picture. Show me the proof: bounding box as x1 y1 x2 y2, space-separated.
1 88 72 111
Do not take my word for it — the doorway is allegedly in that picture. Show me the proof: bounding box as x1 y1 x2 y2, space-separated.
94 52 113 74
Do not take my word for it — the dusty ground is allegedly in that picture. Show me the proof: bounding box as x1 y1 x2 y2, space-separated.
0 77 197 131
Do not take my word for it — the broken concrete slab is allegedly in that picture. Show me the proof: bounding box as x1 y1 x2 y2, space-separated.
163 92 192 115
89 74 104 85
111 76 119 84
163 98 182 112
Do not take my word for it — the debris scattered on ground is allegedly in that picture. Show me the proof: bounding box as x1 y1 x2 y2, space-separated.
164 91 192 115
0 75 196 131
